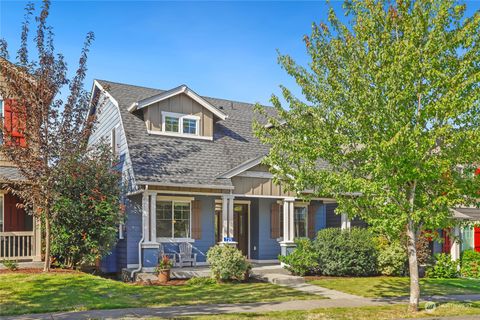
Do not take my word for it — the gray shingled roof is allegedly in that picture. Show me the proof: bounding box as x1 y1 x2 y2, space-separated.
97 80 275 189
453 207 480 221
0 166 24 182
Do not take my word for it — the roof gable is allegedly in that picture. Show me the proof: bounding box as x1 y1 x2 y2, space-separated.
128 84 227 120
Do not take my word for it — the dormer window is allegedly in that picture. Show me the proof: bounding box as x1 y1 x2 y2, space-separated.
165 115 180 132
162 112 199 136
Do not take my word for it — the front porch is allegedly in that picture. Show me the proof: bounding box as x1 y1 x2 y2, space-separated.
123 191 342 274
0 192 41 261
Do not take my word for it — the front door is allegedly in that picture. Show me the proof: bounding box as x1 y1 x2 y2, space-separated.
233 204 248 257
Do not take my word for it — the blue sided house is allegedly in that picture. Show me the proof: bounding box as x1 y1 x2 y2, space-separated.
87 80 363 275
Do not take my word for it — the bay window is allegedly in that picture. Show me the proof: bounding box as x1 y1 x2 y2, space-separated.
156 200 191 239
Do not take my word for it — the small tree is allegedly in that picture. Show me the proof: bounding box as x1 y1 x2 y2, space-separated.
51 145 123 268
255 0 480 311
0 0 96 271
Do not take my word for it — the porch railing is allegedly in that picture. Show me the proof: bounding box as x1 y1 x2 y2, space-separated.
0 231 35 260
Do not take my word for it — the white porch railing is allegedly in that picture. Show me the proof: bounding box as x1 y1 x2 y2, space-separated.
0 231 35 260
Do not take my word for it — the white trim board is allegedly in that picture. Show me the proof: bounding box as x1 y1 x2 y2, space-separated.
217 155 266 179
129 85 227 120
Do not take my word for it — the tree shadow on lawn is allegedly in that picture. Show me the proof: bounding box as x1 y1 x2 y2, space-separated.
0 273 311 316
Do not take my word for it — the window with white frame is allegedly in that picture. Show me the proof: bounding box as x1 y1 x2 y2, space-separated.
156 200 191 238
294 206 308 238
278 203 309 239
162 112 199 136
111 125 121 155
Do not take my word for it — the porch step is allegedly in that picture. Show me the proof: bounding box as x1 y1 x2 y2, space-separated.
252 272 305 285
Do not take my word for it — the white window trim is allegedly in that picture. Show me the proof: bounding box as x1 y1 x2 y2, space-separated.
110 124 121 155
118 223 124 239
147 129 213 141
161 111 200 136
276 202 310 241
155 197 193 241
293 205 308 238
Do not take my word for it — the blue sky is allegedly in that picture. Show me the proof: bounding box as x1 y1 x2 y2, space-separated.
1 1 479 106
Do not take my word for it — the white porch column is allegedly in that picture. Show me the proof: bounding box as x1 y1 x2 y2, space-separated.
33 216 42 262
280 197 296 257
341 213 351 230
142 192 150 242
149 192 157 243
220 194 236 244
450 226 461 262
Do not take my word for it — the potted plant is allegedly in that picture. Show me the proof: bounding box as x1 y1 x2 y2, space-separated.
155 255 173 283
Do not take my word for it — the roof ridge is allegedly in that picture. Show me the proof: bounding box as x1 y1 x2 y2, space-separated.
95 79 273 109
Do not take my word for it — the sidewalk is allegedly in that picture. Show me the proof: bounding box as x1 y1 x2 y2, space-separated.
3 294 480 320
0 299 381 320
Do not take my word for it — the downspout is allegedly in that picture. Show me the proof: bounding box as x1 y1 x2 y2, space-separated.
130 187 148 280
130 230 144 281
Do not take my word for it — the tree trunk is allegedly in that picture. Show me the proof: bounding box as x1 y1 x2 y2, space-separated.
43 212 51 272
406 218 420 312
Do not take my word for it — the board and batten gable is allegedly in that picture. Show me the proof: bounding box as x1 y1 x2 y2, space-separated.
231 164 296 197
143 93 214 138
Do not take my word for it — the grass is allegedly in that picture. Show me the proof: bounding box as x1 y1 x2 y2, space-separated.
308 276 480 298
0 271 314 316
175 302 480 319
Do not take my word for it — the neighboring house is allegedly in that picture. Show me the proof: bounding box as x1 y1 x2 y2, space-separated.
88 80 358 274
441 208 480 259
0 76 41 262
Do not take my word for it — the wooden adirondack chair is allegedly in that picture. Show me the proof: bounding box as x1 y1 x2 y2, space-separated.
177 242 197 268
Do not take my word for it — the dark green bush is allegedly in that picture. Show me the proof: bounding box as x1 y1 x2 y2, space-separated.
278 238 319 276
461 250 480 278
313 228 378 276
426 253 459 278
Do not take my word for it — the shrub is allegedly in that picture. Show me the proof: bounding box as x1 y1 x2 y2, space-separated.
278 238 318 276
376 239 407 276
1 260 18 271
51 145 123 268
313 228 378 276
461 250 480 278
207 245 251 282
186 277 217 286
426 253 459 278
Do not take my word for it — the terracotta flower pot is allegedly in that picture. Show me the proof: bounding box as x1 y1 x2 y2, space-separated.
158 269 171 283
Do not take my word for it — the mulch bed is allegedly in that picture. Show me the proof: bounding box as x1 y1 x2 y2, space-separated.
135 279 188 286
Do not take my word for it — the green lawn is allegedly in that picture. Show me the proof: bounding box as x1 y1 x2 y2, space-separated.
0 272 313 316
175 302 480 320
308 276 480 298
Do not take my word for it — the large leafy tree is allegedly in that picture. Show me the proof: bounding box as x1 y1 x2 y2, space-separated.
0 0 96 271
255 0 480 311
